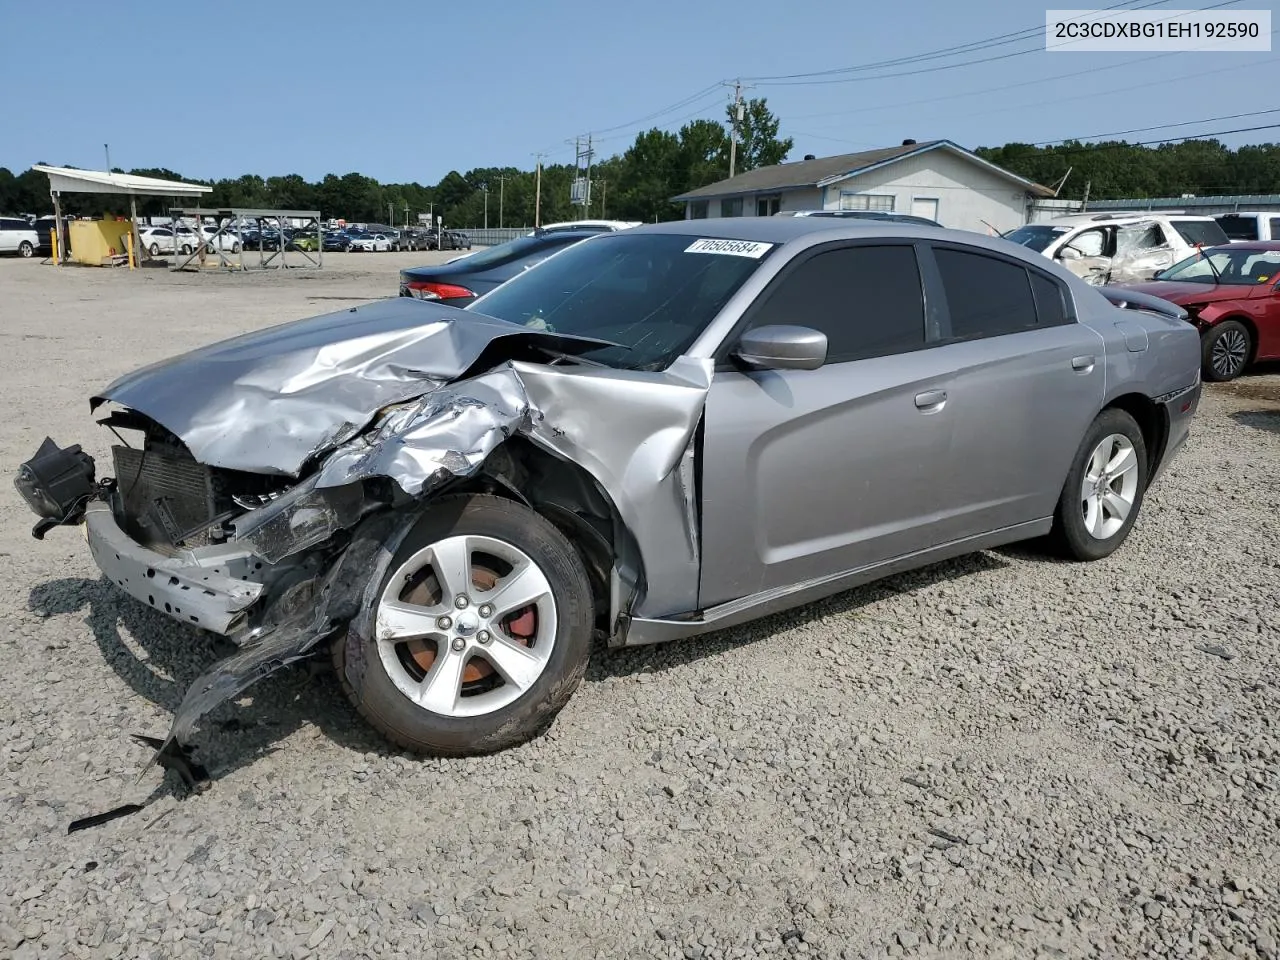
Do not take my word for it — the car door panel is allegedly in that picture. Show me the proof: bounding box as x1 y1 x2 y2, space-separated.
699 352 959 607
923 324 1105 543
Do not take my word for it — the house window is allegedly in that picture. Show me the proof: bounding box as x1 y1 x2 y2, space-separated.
689 201 708 220
839 192 895 212
720 197 743 218
756 195 781 216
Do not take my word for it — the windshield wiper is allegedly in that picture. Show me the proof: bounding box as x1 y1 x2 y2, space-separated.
1197 246 1221 284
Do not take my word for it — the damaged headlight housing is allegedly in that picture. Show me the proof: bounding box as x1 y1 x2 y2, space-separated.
14 437 96 522
231 475 365 563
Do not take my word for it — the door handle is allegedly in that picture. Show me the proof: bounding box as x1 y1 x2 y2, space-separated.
1071 355 1096 373
914 389 947 411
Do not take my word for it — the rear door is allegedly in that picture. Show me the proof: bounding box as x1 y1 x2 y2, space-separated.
918 243 1105 542
698 240 961 607
0 218 20 252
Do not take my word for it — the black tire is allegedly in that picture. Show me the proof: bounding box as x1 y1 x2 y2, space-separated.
18 241 33 258
333 494 595 756
180 244 192 255
1201 320 1251 382
1049 408 1148 561
231 242 241 254
148 243 159 256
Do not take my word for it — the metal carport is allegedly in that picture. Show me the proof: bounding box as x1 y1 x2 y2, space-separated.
31 165 211 266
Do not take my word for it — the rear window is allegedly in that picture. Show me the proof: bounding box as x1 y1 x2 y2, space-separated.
1216 215 1258 241
935 248 1039 340
1170 219 1229 247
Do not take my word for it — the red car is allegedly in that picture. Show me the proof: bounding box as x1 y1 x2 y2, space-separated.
1115 241 1280 381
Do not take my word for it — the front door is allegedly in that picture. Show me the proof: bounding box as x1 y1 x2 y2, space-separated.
698 242 957 608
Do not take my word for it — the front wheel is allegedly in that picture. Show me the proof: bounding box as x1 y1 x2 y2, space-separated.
18 241 34 258
1201 320 1251 382
148 243 160 256
334 495 595 755
1049 408 1147 561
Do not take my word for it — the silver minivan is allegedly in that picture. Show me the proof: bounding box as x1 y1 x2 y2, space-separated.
0 217 39 257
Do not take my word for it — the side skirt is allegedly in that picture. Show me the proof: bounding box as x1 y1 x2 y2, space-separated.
616 517 1053 647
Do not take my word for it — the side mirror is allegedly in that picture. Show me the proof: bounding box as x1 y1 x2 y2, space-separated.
734 325 828 371
1059 246 1082 260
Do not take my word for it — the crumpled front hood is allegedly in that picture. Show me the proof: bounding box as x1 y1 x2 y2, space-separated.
1117 280 1258 305
91 297 609 475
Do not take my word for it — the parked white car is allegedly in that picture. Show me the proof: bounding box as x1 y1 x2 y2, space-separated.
0 216 40 257
1214 211 1280 243
1002 213 1229 285
349 233 393 252
138 226 178 256
197 225 242 253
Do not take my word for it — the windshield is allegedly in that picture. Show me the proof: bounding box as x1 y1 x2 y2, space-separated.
1158 246 1280 284
468 232 774 370
1003 225 1070 252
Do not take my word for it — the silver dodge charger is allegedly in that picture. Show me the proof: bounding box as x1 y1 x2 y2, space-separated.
16 218 1202 757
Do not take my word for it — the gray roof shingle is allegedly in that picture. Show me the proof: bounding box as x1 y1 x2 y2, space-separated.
671 140 1052 201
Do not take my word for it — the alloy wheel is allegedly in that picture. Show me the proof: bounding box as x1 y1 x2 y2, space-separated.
374 535 558 718
1211 327 1249 379
1080 433 1140 540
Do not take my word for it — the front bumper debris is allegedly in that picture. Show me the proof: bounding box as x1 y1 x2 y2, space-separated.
83 500 264 635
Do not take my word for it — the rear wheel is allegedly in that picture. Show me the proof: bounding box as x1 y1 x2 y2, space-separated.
334 495 595 755
1049 408 1147 561
148 243 160 256
18 241 33 258
1201 320 1251 382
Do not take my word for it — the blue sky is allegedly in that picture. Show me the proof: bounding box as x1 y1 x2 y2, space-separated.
1 0 1275 184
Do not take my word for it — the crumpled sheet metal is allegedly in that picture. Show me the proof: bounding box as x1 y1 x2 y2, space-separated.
314 367 534 495
310 356 714 618
165 512 408 744
91 300 610 477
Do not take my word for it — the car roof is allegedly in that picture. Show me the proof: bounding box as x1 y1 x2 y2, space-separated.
1216 211 1276 217
625 215 955 244
1050 212 1217 225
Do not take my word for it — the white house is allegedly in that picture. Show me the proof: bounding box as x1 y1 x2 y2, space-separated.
671 139 1055 234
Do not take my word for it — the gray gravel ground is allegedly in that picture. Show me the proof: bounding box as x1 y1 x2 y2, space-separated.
1 254 1278 960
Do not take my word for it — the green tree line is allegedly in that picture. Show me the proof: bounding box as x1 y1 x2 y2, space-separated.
0 99 792 228
6 105 1280 227
976 139 1280 200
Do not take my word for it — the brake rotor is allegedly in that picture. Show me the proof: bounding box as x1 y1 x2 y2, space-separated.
401 564 536 684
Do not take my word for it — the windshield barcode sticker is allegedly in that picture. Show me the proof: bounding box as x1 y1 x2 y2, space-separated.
684 238 773 258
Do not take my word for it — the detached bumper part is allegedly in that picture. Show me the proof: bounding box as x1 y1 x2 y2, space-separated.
14 437 96 539
83 500 263 634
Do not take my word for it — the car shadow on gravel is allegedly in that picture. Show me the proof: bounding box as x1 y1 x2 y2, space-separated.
27 551 1011 782
589 550 1010 680
27 576 387 787
1229 409 1280 435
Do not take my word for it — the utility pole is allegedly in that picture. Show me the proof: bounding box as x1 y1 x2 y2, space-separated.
728 80 743 179
598 178 607 218
1081 179 1092 213
104 143 112 173
481 184 489 229
585 134 593 221
495 174 509 228
387 202 393 229
533 154 544 228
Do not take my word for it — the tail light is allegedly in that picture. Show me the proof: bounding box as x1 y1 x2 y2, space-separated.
403 280 475 300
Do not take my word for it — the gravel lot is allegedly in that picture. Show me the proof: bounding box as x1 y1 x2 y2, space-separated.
1 253 1278 960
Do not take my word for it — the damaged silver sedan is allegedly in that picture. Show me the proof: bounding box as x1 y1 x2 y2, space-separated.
16 219 1203 756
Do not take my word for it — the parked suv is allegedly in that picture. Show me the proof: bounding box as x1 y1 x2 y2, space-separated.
1215 211 1280 243
1003 213 1229 285
0 216 40 258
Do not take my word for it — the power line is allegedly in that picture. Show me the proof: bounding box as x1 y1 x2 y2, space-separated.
1035 108 1280 147
750 0 1241 88
741 0 1161 82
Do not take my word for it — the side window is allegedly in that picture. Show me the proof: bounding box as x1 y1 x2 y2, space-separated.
1066 228 1105 258
746 245 925 363
934 247 1038 340
1270 218 1280 241
1029 272 1071 327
